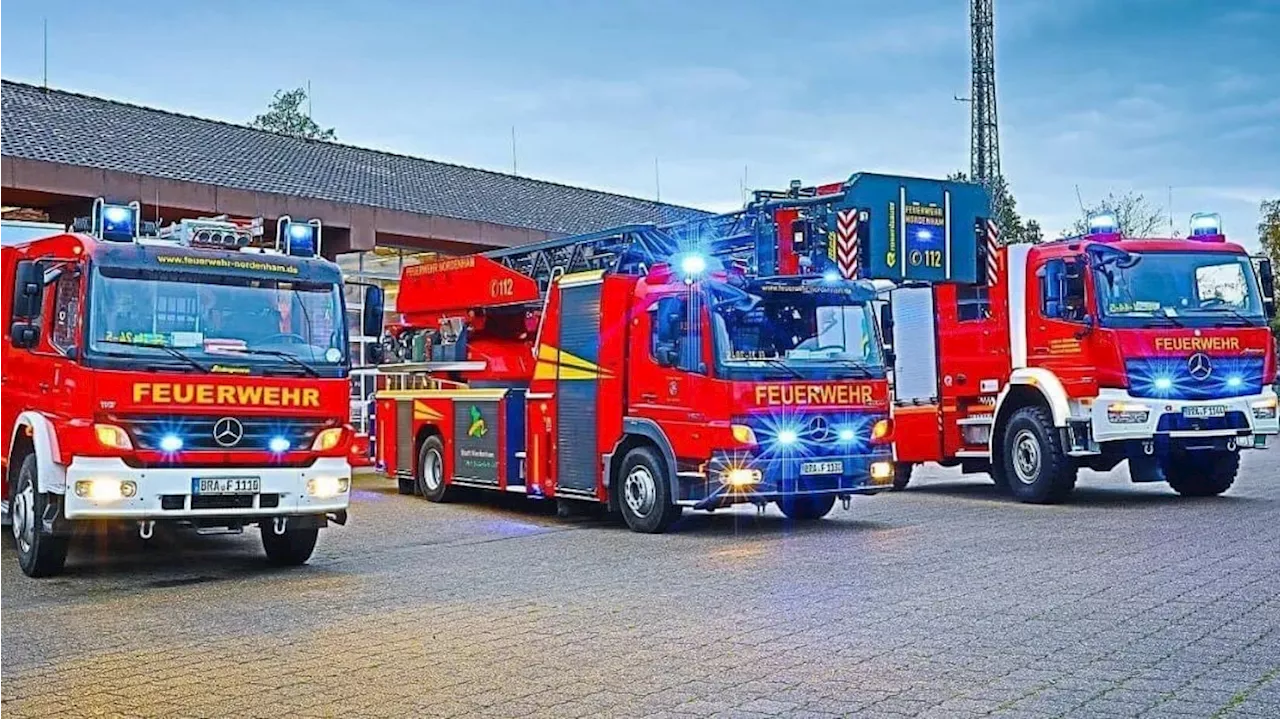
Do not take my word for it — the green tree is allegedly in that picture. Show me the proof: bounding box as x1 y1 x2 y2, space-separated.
1065 191 1166 238
948 172 1042 245
249 87 337 140
1260 198 1280 337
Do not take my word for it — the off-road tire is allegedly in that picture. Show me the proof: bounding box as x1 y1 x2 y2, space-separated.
1165 450 1239 497
417 435 450 502
261 525 320 566
617 446 681 533
891 462 914 491
1002 406 1077 504
9 454 71 578
777 493 837 520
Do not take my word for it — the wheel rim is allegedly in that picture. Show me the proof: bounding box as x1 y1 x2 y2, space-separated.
423 448 443 490
12 481 34 554
623 466 657 518
1012 429 1042 485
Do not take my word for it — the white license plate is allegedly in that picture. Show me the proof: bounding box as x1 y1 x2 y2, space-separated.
1183 405 1226 418
193 477 261 495
800 461 843 476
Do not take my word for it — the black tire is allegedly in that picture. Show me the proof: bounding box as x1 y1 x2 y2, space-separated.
261 524 319 566
1165 450 1238 497
777 493 837 520
1001 406 1077 504
9 454 70 578
891 462 914 491
396 477 417 495
616 446 681 533
990 453 1010 489
417 435 450 502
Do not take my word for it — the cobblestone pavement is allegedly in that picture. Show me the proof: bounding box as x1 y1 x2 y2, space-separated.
3 446 1279 718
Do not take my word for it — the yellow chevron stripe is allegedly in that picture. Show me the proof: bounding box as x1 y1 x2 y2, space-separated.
536 344 610 375
412 400 445 422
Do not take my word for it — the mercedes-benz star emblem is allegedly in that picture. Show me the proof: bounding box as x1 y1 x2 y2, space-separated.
809 416 831 442
1187 353 1213 382
212 417 244 447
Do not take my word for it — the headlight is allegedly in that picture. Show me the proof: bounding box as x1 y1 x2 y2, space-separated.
870 419 892 443
74 479 137 501
720 467 762 487
311 427 344 451
1107 402 1151 424
1252 397 1278 421
730 424 758 446
869 461 894 484
94 423 133 450
307 476 350 498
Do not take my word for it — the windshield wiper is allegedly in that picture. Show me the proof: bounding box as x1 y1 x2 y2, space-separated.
1139 311 1184 329
822 359 876 378
98 339 209 372
220 347 321 377
1194 307 1257 327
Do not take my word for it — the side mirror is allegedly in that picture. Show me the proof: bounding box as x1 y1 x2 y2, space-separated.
1257 258 1276 319
879 302 894 346
361 285 385 339
10 321 39 349
1073 314 1096 340
11 260 44 320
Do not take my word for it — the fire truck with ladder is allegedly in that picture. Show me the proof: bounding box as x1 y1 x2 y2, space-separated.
373 173 989 531
887 211 1278 501
2 199 384 576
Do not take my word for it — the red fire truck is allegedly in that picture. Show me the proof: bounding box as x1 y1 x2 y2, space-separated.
2 200 382 576
888 211 1279 501
374 173 990 531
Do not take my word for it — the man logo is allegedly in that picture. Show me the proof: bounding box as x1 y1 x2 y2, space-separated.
212 417 244 447
1187 353 1213 382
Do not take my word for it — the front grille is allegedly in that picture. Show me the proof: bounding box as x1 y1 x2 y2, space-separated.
121 415 331 452
1126 357 1264 400
734 412 884 456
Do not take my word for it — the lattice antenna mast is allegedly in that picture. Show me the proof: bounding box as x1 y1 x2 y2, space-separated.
969 0 1000 186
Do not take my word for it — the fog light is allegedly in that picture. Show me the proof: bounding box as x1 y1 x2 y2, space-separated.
74 479 137 501
307 476 349 498
721 468 762 487
869 461 894 484
1107 402 1150 424
1252 397 1278 421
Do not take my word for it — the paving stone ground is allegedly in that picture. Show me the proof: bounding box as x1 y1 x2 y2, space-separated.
3 446 1278 718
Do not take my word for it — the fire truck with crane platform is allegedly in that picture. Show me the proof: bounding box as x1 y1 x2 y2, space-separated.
886 211 1278 501
2 199 385 576
372 172 991 531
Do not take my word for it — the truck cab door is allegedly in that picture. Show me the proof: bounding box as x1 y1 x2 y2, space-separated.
1027 258 1094 392
629 290 717 463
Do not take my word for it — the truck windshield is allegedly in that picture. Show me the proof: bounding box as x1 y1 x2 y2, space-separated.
711 280 884 381
1093 251 1265 328
86 267 347 375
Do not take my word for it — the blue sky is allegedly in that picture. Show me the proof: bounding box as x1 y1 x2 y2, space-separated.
3 0 1277 250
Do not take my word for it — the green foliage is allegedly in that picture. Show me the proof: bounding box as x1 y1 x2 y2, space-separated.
1257 199 1280 340
948 172 1042 245
1064 191 1166 238
249 88 337 140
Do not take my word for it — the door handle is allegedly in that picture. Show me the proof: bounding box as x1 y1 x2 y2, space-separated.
38 382 51 392
640 392 658 402
690 412 706 421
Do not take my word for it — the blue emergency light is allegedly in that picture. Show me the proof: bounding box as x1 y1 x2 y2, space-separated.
1086 211 1119 237
277 216 322 257
95 199 141 242
1189 212 1223 239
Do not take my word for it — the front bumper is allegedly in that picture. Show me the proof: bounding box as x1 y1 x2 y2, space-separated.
1089 387 1279 446
63 457 351 520
683 450 894 509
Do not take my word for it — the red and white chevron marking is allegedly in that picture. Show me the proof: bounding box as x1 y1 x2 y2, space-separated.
836 209 860 279
985 219 1000 286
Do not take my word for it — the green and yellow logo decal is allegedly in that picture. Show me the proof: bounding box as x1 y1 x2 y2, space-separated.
467 405 488 438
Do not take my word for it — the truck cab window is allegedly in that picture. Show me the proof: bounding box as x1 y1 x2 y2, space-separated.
650 294 703 373
1038 259 1087 322
956 285 990 321
50 270 81 353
